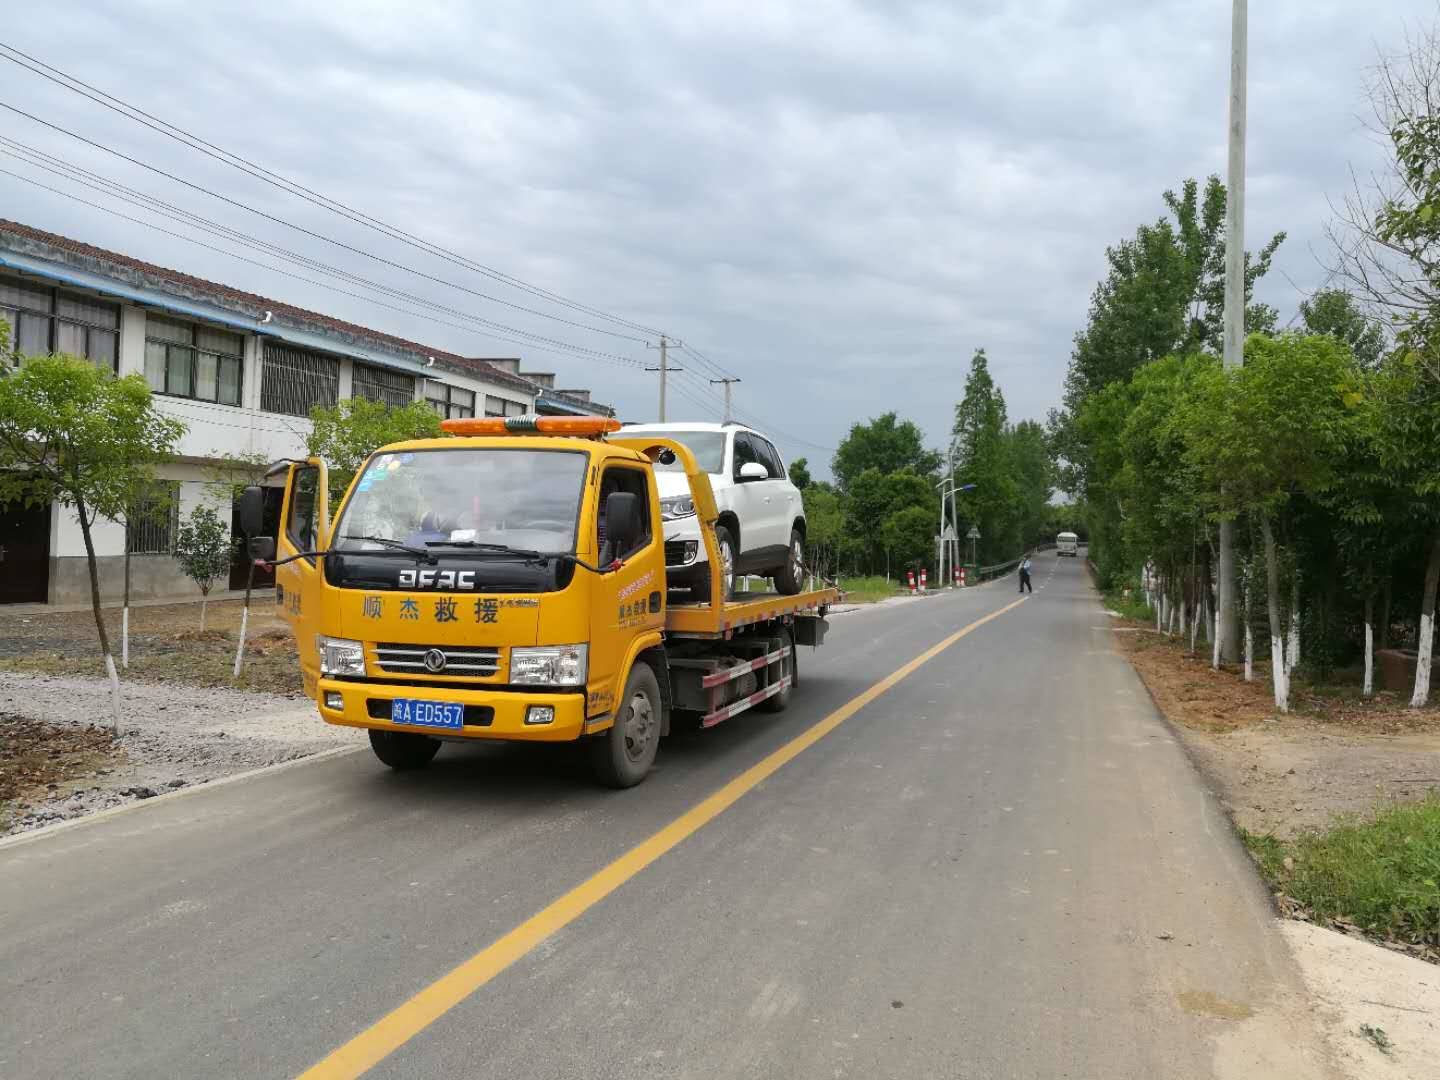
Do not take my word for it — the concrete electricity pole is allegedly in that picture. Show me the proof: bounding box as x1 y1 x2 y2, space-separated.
646 336 683 422
1216 0 1247 666
710 376 741 423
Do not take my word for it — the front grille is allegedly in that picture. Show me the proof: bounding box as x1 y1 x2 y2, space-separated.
374 643 501 677
366 698 494 726
665 540 697 566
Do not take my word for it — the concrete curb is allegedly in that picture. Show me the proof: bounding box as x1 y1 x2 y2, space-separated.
0 743 364 852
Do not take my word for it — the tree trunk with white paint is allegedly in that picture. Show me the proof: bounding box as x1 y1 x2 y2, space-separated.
77 500 121 732
1260 518 1289 713
1363 593 1375 699
233 557 256 680
122 544 132 669
1189 598 1199 654
1286 575 1301 675
1410 529 1440 708
200 592 209 633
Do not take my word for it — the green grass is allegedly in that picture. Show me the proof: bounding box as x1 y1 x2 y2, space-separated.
837 576 905 604
1241 794 1440 949
1103 582 1155 622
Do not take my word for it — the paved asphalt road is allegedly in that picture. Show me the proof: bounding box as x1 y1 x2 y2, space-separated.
1 556 1337 1079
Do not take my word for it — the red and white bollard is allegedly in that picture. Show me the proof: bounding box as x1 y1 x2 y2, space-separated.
959 567 967 587
919 568 928 592
907 570 917 595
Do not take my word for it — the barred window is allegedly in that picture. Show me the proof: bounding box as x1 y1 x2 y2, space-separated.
0 276 119 370
144 315 244 406
126 483 180 555
260 343 339 417
353 362 415 408
424 380 475 419
485 395 527 418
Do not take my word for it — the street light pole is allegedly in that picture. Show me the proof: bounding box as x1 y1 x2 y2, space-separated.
1216 0 1247 666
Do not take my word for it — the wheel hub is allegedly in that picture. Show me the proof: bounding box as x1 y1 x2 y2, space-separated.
623 691 655 761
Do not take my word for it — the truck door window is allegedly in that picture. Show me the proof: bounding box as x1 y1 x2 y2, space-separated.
597 467 652 562
286 465 320 560
732 433 762 479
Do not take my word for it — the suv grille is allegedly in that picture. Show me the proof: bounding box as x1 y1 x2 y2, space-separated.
665 540 697 566
373 643 501 677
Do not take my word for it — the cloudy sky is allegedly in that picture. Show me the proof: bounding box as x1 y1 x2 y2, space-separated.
2 1 1432 475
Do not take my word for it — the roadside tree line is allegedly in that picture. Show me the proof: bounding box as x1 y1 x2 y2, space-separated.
1053 26 1440 713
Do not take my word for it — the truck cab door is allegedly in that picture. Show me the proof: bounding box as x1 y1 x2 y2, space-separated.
276 459 330 700
590 463 664 714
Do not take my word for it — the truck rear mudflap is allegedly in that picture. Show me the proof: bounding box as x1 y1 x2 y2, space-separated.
316 678 587 742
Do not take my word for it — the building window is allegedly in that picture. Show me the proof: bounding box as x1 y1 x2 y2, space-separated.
353 362 415 408
126 482 180 555
485 395 527 418
425 380 475 419
144 315 244 406
260 343 339 417
0 276 119 370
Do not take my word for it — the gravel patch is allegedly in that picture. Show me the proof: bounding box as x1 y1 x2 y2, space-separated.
0 671 356 835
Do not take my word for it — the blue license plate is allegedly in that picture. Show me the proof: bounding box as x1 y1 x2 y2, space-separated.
390 698 464 730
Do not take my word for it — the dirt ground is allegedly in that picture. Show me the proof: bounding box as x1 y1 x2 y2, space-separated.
0 598 303 695
1111 625 1440 839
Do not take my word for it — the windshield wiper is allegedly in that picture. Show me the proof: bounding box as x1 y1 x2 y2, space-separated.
425 539 552 563
342 534 436 562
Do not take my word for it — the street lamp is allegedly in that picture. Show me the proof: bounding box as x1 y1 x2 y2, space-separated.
936 479 977 587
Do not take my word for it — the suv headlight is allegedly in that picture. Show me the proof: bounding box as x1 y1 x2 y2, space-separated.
660 495 696 521
317 635 366 677
510 644 588 686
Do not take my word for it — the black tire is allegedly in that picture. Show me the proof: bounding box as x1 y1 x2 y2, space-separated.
773 528 805 595
369 729 441 770
759 630 796 713
696 524 737 602
590 661 664 788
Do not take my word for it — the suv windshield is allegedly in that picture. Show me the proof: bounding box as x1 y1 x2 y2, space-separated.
645 431 727 475
333 448 588 555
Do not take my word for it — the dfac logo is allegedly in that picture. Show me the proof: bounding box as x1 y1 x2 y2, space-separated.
423 648 447 673
397 569 477 590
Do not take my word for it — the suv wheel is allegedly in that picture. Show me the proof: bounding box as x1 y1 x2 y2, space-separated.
773 529 804 595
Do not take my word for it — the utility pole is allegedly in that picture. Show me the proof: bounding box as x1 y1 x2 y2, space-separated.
1216 0 1247 666
645 336 683 422
710 376 741 423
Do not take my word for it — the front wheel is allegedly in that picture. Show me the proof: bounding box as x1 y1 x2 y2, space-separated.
590 661 664 788
369 729 441 770
696 525 736 602
773 529 805 595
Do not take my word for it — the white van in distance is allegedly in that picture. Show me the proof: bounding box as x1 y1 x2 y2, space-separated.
1056 531 1079 557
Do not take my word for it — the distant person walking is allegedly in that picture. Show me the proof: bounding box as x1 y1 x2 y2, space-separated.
1018 556 1033 594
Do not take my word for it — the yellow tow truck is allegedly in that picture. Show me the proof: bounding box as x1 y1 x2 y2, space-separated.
239 415 837 787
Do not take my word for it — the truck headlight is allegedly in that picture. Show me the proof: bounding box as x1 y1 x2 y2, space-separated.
510 644 588 686
660 495 696 521
317 635 366 677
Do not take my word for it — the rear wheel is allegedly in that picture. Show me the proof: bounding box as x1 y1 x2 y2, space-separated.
773 529 805 595
368 729 441 770
591 661 664 788
759 630 796 713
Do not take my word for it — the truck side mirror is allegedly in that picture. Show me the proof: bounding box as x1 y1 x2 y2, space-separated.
248 536 276 562
238 485 265 537
604 491 641 555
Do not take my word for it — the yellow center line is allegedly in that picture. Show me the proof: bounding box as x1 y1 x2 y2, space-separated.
297 595 1027 1079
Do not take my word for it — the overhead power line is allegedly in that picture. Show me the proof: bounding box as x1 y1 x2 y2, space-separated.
0 163 651 376
0 40 665 339
0 138 645 367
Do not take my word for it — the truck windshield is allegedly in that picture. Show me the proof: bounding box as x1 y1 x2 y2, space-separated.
650 432 726 475
332 448 588 556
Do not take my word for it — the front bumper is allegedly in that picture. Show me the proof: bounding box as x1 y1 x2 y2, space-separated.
317 678 589 742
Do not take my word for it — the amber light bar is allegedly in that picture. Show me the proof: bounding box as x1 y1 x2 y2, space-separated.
440 415 623 437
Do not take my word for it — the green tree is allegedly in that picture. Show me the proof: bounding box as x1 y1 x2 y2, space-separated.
831 413 941 491
0 354 185 727
952 349 1018 563
1005 419 1054 547
789 457 813 490
801 484 842 580
1180 335 1362 711
307 397 443 511
881 505 936 572
174 505 233 632
1299 289 1387 368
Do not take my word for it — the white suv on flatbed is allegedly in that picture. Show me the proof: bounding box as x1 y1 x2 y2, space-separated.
621 422 807 596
